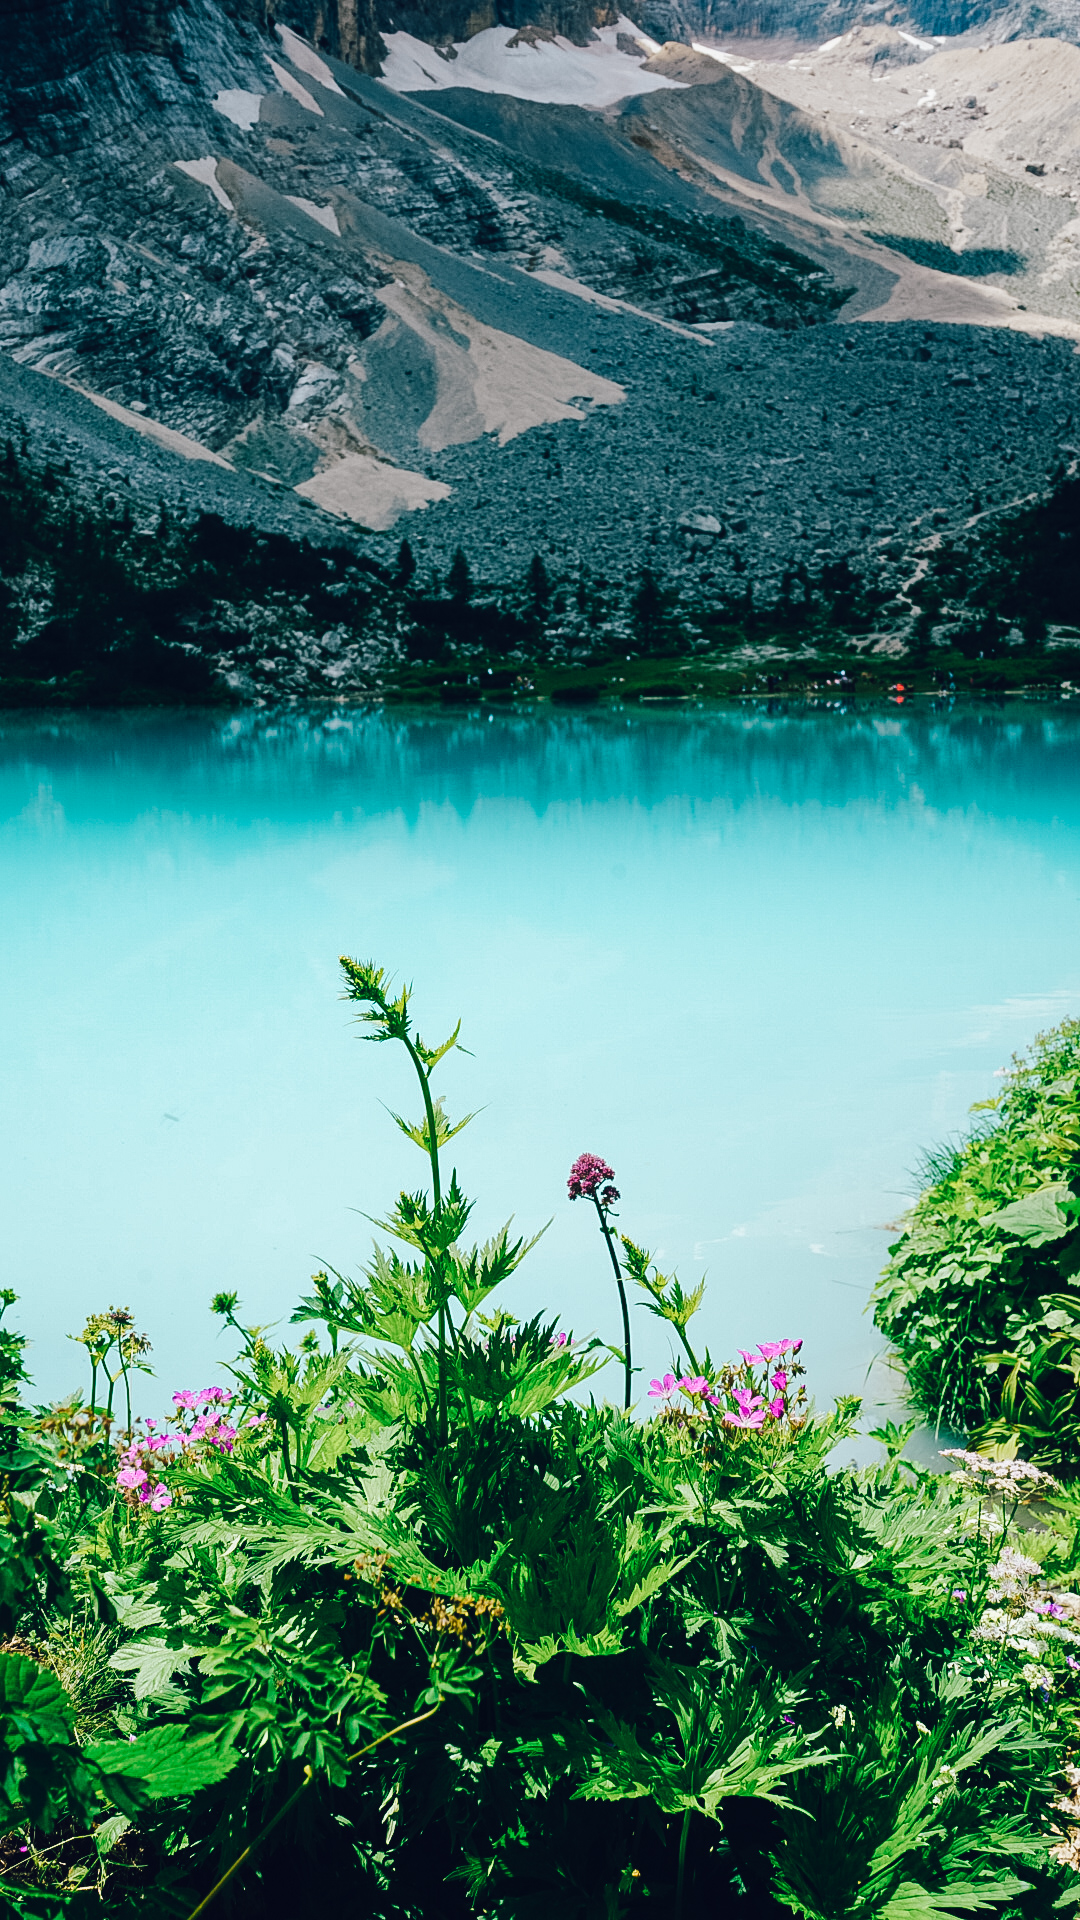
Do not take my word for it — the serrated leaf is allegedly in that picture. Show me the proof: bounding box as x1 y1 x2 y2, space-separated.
0 1652 74 1741
879 1877 1029 1918
109 1640 197 1699
88 1724 239 1801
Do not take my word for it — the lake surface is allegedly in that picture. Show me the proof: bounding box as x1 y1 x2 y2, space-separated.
4 701 1080 1428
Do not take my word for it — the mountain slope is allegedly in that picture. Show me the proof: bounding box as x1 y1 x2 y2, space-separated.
0 0 1077 686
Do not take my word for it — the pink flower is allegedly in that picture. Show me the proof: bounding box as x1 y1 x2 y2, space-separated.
737 1350 757 1366
550 1331 569 1349
196 1387 232 1405
649 1373 678 1401
243 1412 267 1428
724 1407 766 1429
766 1396 785 1419
117 1466 148 1490
146 1432 172 1452
771 1371 788 1392
733 1388 764 1413
148 1484 173 1511
679 1375 720 1407
172 1391 197 1409
567 1154 617 1202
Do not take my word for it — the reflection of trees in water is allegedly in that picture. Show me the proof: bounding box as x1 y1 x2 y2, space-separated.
6 703 1080 828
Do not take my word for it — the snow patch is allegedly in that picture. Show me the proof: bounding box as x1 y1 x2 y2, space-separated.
268 59 324 116
898 30 935 51
296 454 450 530
286 196 340 234
380 21 683 107
173 158 231 211
690 41 755 71
213 89 262 129
275 25 345 96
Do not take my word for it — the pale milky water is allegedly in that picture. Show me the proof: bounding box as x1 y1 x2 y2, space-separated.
3 702 1080 1427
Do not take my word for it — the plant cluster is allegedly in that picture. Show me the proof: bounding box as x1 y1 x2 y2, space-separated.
873 1018 1080 1463
2 969 1080 1916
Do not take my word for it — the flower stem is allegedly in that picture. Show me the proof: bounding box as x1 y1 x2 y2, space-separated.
183 1700 442 1919
594 1198 632 1411
675 1808 691 1919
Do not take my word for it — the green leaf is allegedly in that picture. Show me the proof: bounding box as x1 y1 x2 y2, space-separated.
88 1724 239 1802
0 1652 74 1742
879 1877 1030 1917
984 1183 1076 1246
109 1640 198 1699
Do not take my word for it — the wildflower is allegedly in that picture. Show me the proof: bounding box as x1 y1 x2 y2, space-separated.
599 1184 620 1207
649 1374 678 1401
550 1331 569 1349
172 1390 197 1409
1020 1661 1054 1695
148 1483 173 1512
567 1154 617 1202
767 1396 785 1419
724 1388 766 1431
940 1450 1057 1497
679 1375 720 1409
771 1371 788 1392
116 1466 148 1490
952 1589 967 1601
196 1387 232 1404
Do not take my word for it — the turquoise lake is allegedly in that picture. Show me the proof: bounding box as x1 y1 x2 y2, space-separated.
4 701 1080 1426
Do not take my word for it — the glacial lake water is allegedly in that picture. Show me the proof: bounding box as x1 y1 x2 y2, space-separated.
4 700 1080 1433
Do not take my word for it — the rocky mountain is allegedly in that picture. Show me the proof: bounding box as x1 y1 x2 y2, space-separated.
0 0 1077 702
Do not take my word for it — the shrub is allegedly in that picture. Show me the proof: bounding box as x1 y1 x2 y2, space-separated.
872 1019 1080 1460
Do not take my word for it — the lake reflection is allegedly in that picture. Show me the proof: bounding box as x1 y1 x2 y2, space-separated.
3 701 1080 1421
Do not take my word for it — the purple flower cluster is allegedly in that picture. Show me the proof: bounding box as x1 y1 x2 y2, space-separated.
647 1340 803 1435
567 1154 620 1208
114 1387 265 1512
648 1372 720 1413
724 1343 800 1429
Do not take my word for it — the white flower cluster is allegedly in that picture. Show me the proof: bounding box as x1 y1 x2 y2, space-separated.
1020 1661 1055 1694
987 1546 1042 1603
941 1450 1057 1497
972 1550 1080 1660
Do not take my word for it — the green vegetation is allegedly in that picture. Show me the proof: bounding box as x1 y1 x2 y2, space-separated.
5 967 1080 1913
873 1020 1080 1464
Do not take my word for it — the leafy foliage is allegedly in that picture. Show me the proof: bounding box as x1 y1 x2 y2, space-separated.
872 1019 1080 1459
1 969 1079 1915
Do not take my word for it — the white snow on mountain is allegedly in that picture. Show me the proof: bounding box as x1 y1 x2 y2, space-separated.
380 19 684 107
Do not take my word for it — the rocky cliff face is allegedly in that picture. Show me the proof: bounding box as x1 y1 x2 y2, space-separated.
0 0 1076 707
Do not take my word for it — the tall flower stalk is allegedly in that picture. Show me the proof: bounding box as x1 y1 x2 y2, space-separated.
568 1154 632 1411
340 957 472 1446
